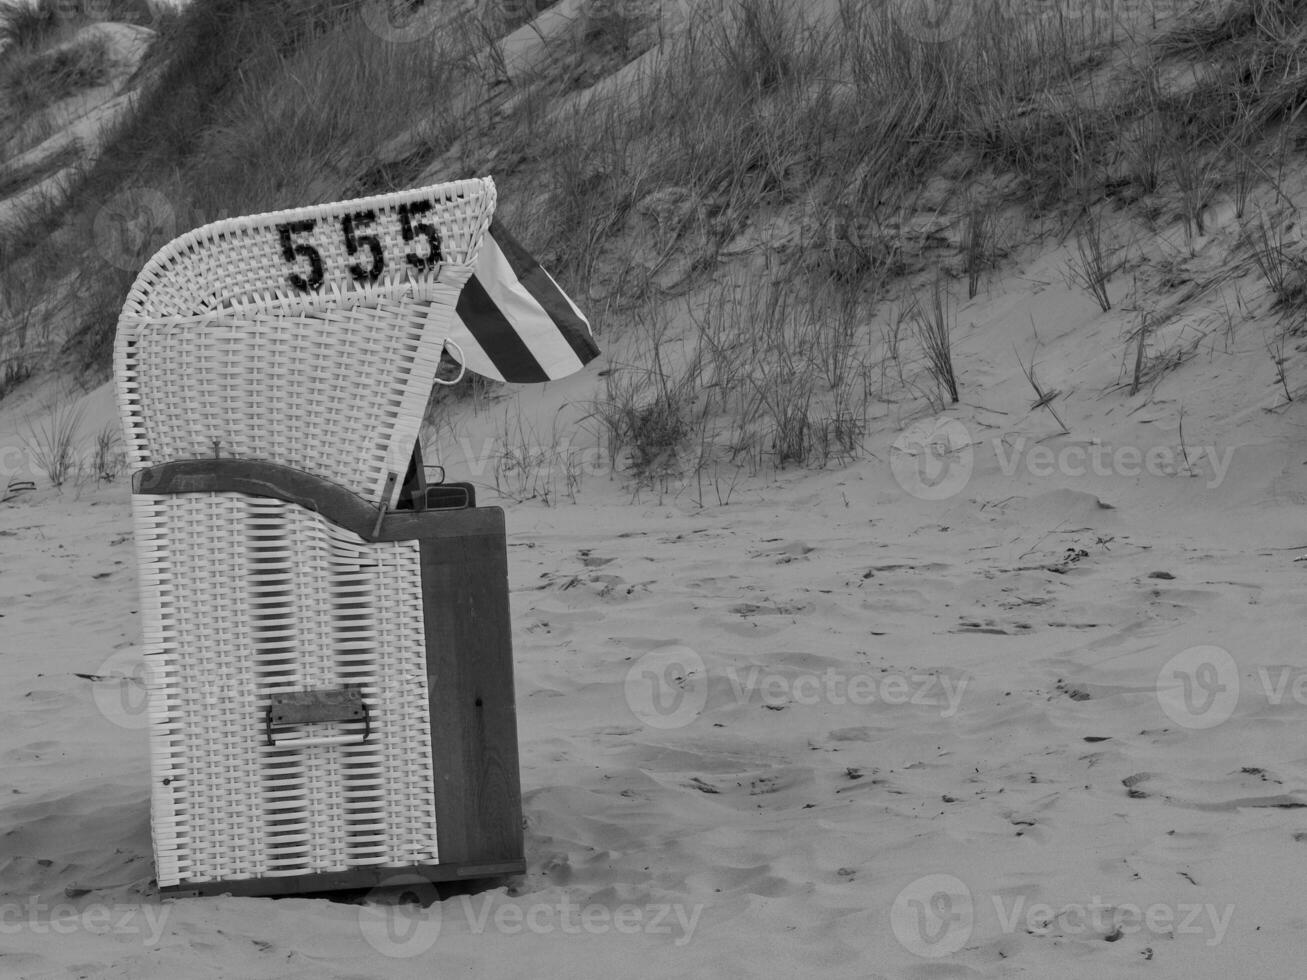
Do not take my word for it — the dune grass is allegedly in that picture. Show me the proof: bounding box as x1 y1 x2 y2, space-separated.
0 0 162 49
0 33 114 119
181 15 464 216
0 139 81 200
491 0 1131 303
520 0 1307 478
22 398 84 487
3 0 476 379
2 0 1307 488
0 0 60 50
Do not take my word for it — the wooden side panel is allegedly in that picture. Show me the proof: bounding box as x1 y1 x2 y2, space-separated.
418 508 524 867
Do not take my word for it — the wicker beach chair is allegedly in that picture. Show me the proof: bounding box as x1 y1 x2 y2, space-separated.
116 177 529 896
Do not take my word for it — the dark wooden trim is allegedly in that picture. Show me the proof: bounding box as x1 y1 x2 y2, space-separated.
134 459 383 538
131 459 493 543
158 858 525 898
376 506 503 543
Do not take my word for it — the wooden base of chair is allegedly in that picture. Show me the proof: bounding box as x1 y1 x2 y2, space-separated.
158 858 526 898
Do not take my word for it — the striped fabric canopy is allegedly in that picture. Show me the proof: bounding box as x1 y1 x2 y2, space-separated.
449 218 600 383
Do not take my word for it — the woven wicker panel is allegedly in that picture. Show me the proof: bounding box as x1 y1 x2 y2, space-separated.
118 289 458 505
115 177 496 505
125 178 494 320
136 492 438 888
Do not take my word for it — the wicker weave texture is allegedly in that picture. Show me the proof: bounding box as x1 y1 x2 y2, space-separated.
135 492 439 887
118 289 458 505
125 178 494 319
115 177 496 505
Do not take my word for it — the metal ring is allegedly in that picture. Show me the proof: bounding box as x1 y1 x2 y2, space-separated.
433 338 466 386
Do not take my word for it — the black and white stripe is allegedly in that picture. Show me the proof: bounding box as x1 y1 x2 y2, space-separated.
450 219 599 382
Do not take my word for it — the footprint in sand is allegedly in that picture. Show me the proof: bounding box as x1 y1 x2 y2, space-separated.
1121 769 1307 810
728 600 814 617
952 617 1036 635
748 541 815 564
